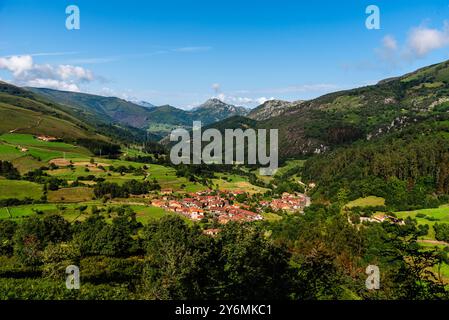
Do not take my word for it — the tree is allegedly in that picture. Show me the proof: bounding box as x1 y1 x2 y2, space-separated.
377 220 448 299
13 215 72 266
216 222 293 300
73 207 139 257
434 223 449 243
0 161 20 179
42 243 80 280
0 220 17 256
141 216 214 300
292 244 343 300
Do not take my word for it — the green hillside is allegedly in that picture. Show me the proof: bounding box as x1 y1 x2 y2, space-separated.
0 83 102 140
28 88 250 138
27 87 154 128
260 59 449 158
294 60 449 207
0 82 157 146
204 59 449 161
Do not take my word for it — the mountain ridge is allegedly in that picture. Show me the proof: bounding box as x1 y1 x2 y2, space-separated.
205 59 449 159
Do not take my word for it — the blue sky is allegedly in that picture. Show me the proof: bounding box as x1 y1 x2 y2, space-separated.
1 0 449 108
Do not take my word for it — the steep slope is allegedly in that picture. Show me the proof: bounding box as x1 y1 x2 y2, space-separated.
248 99 299 121
27 87 153 128
303 120 449 208
0 82 103 140
204 60 449 160
259 59 449 158
0 82 156 145
191 98 249 124
286 60 449 207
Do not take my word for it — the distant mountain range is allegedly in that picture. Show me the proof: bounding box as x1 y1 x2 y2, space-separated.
13 87 253 140
207 59 449 159
4 59 449 160
143 99 249 137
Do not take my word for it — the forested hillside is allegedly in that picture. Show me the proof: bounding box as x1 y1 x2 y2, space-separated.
259 60 449 158
303 121 449 210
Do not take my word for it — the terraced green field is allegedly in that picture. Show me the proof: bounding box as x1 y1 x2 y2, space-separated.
0 179 42 200
0 134 271 231
47 187 94 203
1 134 75 149
0 144 23 160
0 134 91 170
10 156 43 174
1 134 90 160
0 202 172 224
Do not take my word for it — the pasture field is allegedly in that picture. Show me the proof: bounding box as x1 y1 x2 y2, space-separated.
345 196 386 208
130 205 171 224
0 203 84 220
274 159 305 177
45 160 205 192
0 134 75 149
0 201 173 225
0 143 23 161
0 101 99 140
0 135 266 194
0 134 91 172
436 263 449 283
213 173 268 194
47 187 94 203
11 156 43 174
0 179 42 200
396 205 449 240
261 212 283 222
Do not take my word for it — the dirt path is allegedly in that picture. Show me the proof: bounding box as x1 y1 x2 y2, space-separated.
9 117 43 133
418 239 449 246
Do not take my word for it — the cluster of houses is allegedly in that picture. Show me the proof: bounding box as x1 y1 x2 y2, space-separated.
260 193 309 213
151 190 310 223
36 135 60 142
151 190 263 223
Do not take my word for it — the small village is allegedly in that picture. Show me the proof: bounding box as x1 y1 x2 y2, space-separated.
150 189 310 224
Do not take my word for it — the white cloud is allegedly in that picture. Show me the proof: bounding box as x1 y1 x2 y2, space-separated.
407 22 449 57
376 21 449 66
26 79 80 92
0 55 33 76
206 83 340 108
256 97 275 105
383 35 398 51
0 55 97 92
212 83 221 95
57 65 94 81
376 35 399 64
213 93 275 107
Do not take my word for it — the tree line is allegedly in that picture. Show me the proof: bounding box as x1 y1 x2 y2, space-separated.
0 204 448 300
